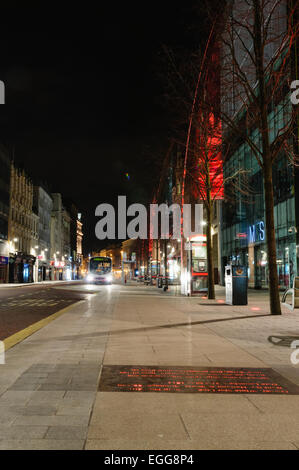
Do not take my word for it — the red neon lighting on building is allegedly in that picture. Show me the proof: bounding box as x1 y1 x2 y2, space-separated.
196 113 223 200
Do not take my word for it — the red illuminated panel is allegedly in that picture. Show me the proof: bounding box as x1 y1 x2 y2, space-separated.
196 114 223 201
99 366 299 395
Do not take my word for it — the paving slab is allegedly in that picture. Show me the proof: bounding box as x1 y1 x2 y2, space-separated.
0 439 85 450
45 426 88 440
85 438 298 450
88 410 189 441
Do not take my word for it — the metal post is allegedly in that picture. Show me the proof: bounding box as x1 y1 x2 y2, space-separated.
164 239 168 291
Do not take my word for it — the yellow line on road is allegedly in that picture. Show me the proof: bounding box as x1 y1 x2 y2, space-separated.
3 300 85 352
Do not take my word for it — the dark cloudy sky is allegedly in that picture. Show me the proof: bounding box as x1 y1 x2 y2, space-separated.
0 1 210 253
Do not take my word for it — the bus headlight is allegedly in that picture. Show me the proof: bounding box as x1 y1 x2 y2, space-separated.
106 274 112 282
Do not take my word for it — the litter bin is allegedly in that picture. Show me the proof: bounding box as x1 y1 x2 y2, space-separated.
225 265 248 305
157 276 163 288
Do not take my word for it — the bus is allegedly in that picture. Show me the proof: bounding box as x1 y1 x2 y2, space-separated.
86 256 113 284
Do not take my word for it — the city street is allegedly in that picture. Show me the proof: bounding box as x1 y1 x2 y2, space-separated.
0 282 299 450
1 0 298 458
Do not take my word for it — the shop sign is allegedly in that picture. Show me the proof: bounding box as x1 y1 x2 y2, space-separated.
236 233 247 239
249 221 265 244
0 256 8 265
54 261 65 268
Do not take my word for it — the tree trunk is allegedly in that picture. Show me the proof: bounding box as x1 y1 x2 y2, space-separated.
206 204 215 299
263 158 281 314
253 0 281 315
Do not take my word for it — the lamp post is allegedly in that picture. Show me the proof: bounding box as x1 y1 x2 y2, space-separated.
163 240 169 291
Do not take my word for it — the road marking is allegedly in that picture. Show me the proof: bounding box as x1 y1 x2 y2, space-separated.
3 300 85 351
0 299 65 308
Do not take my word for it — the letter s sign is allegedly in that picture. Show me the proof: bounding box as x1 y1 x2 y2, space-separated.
291 80 299 105
258 221 265 241
290 340 299 365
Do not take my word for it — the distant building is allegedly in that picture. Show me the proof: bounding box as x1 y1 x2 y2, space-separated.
8 163 38 283
0 145 11 283
66 201 83 279
76 213 83 277
33 185 53 281
50 193 62 279
50 193 72 280
62 206 71 279
99 244 122 271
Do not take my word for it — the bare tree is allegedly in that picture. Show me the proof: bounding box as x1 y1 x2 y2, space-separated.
186 111 251 298
161 39 253 299
216 0 299 314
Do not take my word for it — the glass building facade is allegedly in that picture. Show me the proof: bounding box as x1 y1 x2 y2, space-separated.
221 96 297 290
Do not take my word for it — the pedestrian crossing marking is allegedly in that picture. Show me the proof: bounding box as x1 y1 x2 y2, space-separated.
0 298 69 308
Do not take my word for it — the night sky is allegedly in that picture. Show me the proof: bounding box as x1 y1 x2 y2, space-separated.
0 1 211 253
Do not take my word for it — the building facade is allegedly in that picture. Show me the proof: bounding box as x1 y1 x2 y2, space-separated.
66 201 83 279
0 145 10 283
62 206 72 280
222 136 297 289
221 0 298 290
33 185 53 281
8 164 38 283
50 193 72 280
50 193 63 280
0 147 83 284
76 214 83 278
